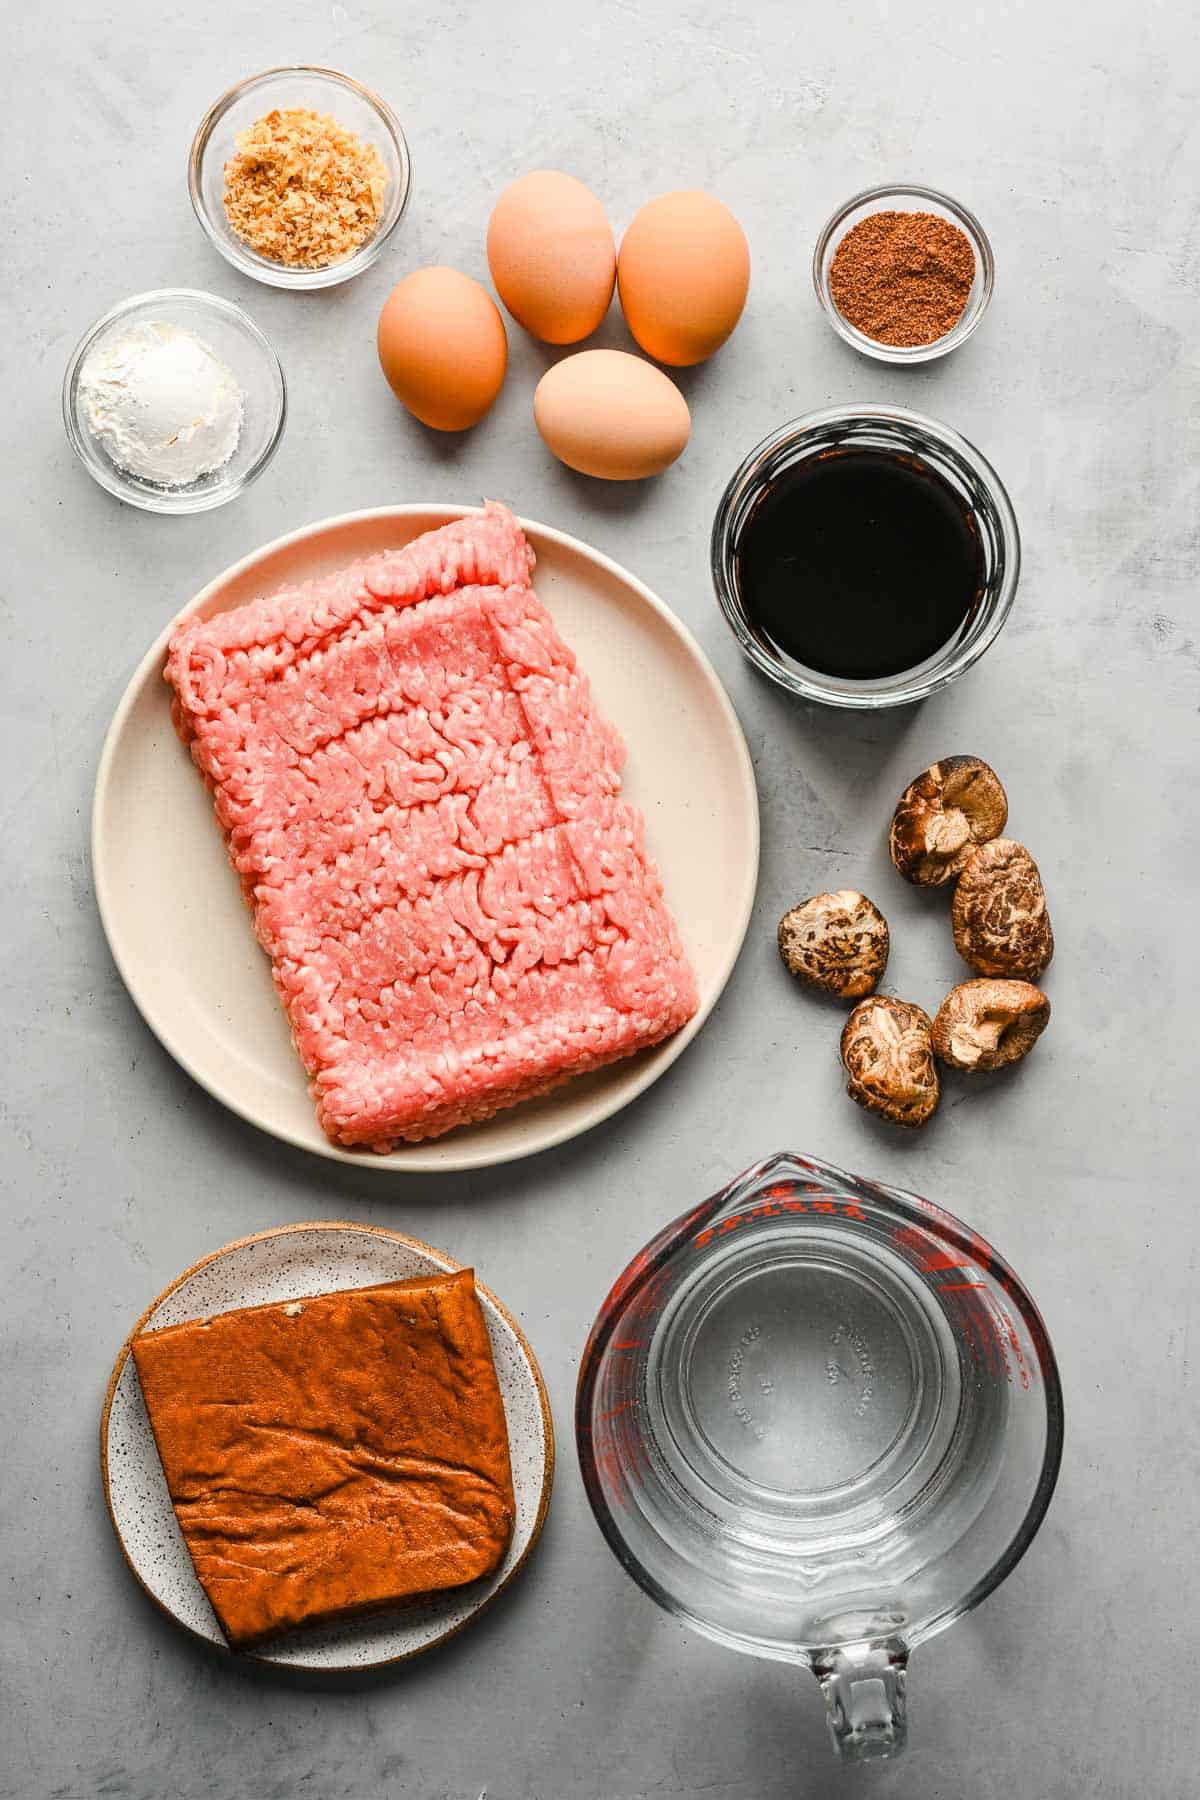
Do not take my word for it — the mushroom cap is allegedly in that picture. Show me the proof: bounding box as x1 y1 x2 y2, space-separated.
777 890 889 998
889 756 1009 887
952 839 1054 979
932 979 1051 1071
840 995 940 1128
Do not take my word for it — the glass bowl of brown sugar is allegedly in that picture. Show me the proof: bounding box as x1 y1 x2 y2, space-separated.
813 184 994 364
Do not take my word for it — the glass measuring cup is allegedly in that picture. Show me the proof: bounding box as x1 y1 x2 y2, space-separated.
576 1152 1063 1761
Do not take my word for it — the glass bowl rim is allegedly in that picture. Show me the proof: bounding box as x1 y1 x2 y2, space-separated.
812 182 995 365
187 63 413 291
709 402 1019 710
61 286 287 515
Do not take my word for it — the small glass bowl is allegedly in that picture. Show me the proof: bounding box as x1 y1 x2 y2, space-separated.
189 65 412 290
63 289 286 515
710 404 1019 710
813 184 994 364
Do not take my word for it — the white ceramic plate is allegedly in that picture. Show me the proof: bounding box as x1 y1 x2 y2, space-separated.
92 504 759 1171
101 1222 554 1669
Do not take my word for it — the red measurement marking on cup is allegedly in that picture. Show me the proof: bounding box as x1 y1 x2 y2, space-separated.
693 1196 866 1248
890 1221 1028 1383
914 1194 995 1270
598 1400 637 1424
945 1281 1029 1388
894 1227 976 1275
947 1283 1008 1377
922 1250 973 1273
958 1299 1004 1378
986 1289 1032 1390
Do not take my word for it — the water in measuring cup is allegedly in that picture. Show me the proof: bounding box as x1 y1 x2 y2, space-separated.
643 1217 1008 1645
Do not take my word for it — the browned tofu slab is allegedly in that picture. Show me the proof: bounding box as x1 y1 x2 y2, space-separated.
130 1268 515 1649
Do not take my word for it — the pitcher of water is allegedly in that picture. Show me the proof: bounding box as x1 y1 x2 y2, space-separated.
575 1152 1063 1761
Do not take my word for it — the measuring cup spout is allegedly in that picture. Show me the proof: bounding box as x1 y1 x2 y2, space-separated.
813 1639 909 1761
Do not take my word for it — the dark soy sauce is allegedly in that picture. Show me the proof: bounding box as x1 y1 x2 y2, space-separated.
734 449 984 681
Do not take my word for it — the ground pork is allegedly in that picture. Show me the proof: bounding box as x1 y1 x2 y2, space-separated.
166 503 698 1149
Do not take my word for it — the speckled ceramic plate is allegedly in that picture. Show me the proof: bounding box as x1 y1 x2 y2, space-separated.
91 503 759 1172
101 1222 554 1669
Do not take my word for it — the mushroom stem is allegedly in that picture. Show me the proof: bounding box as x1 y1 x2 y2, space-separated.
926 812 971 858
948 1018 1005 1062
932 979 1051 1072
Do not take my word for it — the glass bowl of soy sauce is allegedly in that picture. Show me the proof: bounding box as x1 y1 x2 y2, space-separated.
710 405 1019 709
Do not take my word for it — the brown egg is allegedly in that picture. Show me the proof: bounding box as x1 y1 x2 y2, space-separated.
618 191 750 366
533 350 690 480
377 268 507 431
487 171 616 345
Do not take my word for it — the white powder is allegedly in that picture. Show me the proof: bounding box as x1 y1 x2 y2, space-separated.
78 321 244 486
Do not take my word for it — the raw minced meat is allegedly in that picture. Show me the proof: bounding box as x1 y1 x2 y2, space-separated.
165 504 698 1149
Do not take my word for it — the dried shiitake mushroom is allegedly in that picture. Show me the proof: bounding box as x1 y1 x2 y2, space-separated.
889 756 1008 887
932 979 1051 1071
840 996 940 1129
952 839 1054 979
777 890 889 998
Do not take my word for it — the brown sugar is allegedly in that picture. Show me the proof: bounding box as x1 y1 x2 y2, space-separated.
223 107 388 269
829 211 975 347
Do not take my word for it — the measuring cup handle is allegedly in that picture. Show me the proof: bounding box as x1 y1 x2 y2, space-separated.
813 1640 909 1761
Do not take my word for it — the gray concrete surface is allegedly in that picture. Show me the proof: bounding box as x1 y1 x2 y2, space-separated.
4 2 1197 1795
